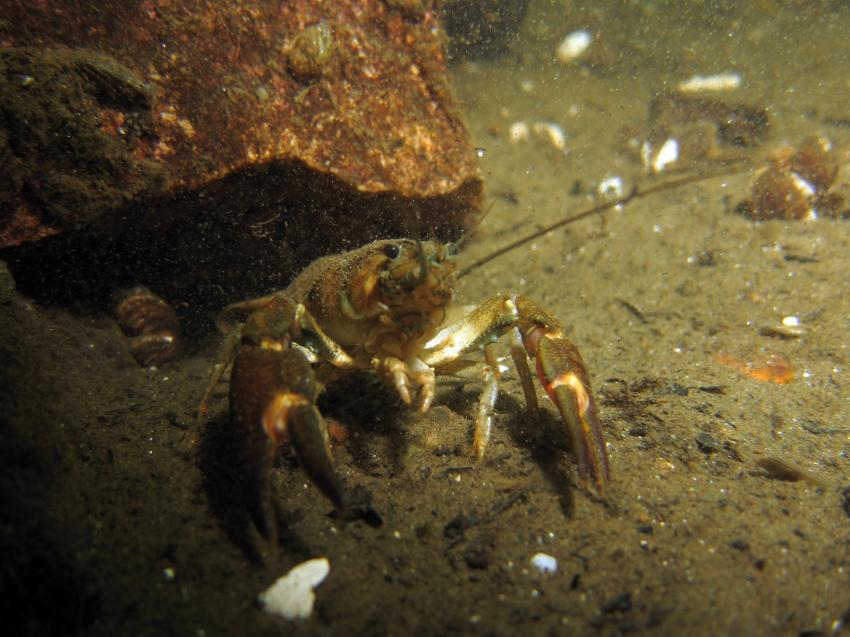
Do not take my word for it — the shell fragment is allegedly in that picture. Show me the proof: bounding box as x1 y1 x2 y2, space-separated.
642 138 680 174
677 72 742 93
508 121 530 143
556 30 592 63
258 557 330 620
532 122 567 152
531 552 558 574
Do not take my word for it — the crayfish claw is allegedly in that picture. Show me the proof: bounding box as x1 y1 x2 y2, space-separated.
288 402 347 510
532 328 610 495
515 296 609 495
231 346 347 540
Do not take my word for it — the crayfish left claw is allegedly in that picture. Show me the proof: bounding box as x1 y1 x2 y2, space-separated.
533 330 609 494
516 297 610 495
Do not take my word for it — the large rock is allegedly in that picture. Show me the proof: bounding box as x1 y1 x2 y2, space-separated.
0 1 482 313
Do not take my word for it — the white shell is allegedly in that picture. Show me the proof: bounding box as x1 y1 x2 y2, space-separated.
258 557 330 620
598 175 625 198
651 138 679 174
556 30 592 63
530 552 558 574
677 72 742 93
508 121 530 143
532 122 567 152
789 172 816 198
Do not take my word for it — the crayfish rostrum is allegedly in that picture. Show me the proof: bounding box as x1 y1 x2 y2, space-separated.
201 239 609 538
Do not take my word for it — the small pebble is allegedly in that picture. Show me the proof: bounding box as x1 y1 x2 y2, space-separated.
532 122 567 152
530 552 558 574
652 138 679 173
598 175 625 198
695 432 722 454
601 592 632 614
556 30 592 63
508 121 530 143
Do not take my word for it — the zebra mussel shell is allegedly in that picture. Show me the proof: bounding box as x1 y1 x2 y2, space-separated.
115 287 180 367
741 135 844 221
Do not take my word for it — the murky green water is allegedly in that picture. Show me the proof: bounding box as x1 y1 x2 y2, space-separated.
2 2 849 635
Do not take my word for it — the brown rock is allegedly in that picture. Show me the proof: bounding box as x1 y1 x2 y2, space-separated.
0 0 482 249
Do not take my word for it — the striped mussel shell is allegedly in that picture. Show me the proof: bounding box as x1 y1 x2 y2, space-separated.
115 287 180 367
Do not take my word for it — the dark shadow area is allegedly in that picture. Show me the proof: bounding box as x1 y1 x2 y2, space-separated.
491 390 577 518
198 414 312 565
0 312 101 637
0 426 103 637
318 371 410 478
1 160 474 337
198 414 265 565
427 375 577 517
0 532 102 637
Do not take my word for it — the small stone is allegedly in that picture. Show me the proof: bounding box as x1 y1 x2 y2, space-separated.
601 592 632 614
530 552 558 575
556 30 592 63
695 432 722 454
464 546 491 570
665 382 690 396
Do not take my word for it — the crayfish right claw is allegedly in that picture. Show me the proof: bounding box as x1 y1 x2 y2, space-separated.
288 402 347 510
231 346 347 540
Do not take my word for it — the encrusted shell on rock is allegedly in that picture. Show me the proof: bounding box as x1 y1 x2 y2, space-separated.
287 21 334 81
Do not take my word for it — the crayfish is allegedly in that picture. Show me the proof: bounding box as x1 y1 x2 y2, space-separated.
200 239 609 539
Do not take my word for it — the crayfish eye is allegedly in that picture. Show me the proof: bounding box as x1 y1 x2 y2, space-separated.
382 243 401 260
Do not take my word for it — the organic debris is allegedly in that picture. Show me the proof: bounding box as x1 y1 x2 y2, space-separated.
712 352 794 384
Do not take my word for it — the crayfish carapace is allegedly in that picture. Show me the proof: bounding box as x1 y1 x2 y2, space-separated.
201 239 609 538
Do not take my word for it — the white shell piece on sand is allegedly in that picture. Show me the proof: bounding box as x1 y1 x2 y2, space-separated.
598 175 625 198
556 30 592 63
508 121 530 143
677 72 742 92
531 552 558 574
651 138 679 174
532 122 567 152
258 557 330 620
